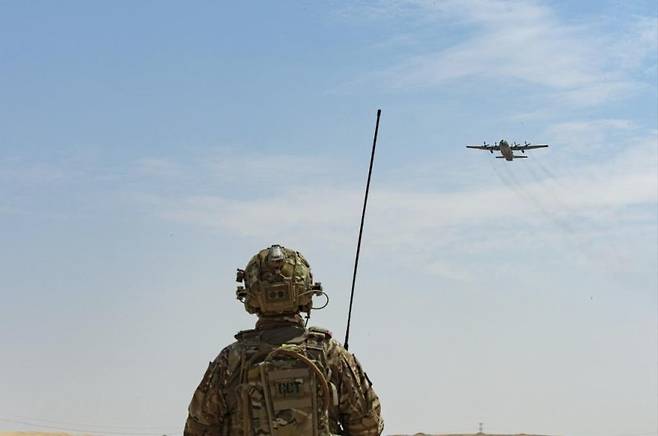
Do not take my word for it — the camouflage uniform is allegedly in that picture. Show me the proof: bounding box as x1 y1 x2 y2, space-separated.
184 315 383 436
184 245 384 436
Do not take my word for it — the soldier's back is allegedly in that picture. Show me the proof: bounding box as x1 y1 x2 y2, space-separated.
185 324 383 436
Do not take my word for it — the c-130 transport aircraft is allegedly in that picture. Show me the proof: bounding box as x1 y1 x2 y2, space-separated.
467 139 549 161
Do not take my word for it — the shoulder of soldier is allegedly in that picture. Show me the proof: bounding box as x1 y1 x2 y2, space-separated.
305 326 355 364
227 328 263 353
307 326 343 352
307 325 333 340
204 339 246 387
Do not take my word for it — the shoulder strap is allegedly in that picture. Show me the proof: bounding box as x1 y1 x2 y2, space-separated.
308 326 333 338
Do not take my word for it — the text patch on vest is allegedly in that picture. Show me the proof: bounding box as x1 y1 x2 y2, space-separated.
267 368 313 411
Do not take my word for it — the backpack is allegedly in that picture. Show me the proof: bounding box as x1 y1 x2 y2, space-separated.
232 327 337 436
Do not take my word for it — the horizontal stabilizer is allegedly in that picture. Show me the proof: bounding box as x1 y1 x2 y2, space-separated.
513 155 528 158
495 156 506 158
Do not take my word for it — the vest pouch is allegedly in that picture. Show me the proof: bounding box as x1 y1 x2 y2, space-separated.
238 366 271 435
236 343 332 436
261 365 317 436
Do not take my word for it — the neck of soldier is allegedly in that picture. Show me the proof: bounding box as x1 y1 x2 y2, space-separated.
256 313 305 330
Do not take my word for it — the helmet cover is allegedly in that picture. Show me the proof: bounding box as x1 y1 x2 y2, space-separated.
236 245 320 315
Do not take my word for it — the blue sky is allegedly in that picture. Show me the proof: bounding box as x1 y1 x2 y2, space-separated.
1 1 656 436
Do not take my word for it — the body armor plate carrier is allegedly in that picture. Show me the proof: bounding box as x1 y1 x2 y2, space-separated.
234 328 337 436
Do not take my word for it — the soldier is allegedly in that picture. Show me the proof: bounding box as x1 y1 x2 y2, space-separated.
184 244 384 436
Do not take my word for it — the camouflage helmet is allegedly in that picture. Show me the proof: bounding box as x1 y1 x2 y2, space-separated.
236 244 324 316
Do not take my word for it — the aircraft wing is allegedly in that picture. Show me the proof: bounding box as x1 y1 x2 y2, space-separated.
466 145 499 151
511 144 549 150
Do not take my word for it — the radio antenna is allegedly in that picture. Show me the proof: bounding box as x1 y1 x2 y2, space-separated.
344 109 381 351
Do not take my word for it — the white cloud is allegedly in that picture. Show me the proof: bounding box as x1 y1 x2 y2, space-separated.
134 158 184 178
0 158 71 184
159 187 362 238
144 127 656 280
609 16 658 71
544 119 636 151
354 0 657 106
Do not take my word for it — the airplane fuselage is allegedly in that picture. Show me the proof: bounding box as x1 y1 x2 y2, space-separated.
499 140 513 160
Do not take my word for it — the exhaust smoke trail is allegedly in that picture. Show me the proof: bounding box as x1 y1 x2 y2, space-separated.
533 158 562 185
490 159 626 280
502 162 575 234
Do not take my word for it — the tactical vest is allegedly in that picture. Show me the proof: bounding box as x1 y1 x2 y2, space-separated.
227 326 338 436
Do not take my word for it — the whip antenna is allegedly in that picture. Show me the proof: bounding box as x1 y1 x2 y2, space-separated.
344 109 381 351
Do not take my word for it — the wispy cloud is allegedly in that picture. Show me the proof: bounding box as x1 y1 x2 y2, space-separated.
0 157 73 185
142 125 656 279
5 122 653 281
134 158 185 178
544 119 636 153
348 0 657 107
